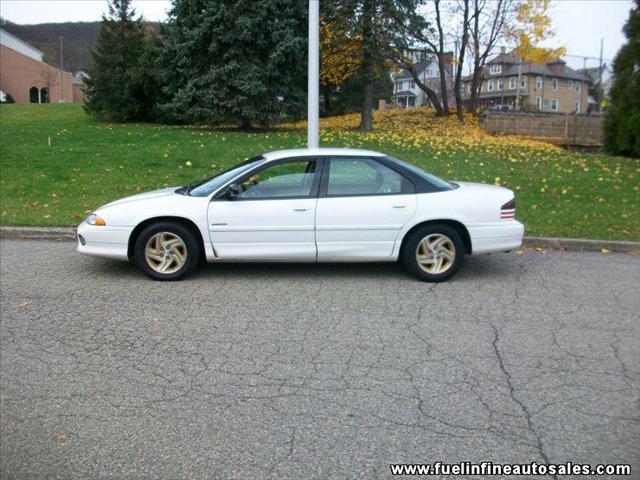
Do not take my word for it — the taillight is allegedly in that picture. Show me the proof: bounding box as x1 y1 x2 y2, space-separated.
501 198 516 219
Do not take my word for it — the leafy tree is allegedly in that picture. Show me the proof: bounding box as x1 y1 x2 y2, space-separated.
467 0 516 113
508 0 566 110
322 0 425 130
604 0 639 158
159 0 307 129
319 15 392 116
84 0 161 121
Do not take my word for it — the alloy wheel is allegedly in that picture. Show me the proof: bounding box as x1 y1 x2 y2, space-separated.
144 232 188 274
415 233 456 275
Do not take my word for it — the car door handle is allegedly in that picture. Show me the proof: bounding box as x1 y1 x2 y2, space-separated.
293 208 309 212
392 205 407 209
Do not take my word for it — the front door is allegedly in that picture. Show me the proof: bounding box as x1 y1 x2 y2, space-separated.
208 158 320 259
315 157 417 260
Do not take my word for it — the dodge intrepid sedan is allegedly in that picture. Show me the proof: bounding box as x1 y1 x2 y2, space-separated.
77 148 524 281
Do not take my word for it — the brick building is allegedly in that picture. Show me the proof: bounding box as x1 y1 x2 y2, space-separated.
0 28 73 103
462 49 590 114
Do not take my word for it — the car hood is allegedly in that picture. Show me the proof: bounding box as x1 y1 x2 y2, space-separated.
100 187 180 209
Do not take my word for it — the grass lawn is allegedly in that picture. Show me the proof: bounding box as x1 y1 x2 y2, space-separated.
0 103 638 241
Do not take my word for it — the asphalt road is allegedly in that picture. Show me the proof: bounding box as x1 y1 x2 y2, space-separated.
1 238 639 479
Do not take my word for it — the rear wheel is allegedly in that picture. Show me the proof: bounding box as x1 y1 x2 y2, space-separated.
134 222 201 281
402 224 465 282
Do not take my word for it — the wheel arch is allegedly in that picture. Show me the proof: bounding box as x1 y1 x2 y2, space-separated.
127 216 206 261
400 219 472 256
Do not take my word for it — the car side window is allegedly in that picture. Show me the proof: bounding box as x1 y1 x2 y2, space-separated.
236 159 317 199
326 157 414 196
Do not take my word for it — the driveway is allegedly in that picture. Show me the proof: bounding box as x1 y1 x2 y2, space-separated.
1 239 638 479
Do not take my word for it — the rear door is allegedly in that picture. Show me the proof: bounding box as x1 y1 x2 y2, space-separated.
315 156 417 260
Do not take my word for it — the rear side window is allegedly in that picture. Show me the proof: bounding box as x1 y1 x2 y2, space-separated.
326 157 415 196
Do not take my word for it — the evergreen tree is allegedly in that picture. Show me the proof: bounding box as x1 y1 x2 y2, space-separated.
604 0 640 158
84 0 161 121
159 0 307 128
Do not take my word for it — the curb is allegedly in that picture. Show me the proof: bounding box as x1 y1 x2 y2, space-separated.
1 226 639 254
521 236 640 254
0 226 76 240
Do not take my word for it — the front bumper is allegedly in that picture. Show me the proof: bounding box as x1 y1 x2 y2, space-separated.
76 221 132 261
468 220 524 254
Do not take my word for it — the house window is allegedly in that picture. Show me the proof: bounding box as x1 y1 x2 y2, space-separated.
551 98 558 111
568 80 573 89
520 76 527 89
552 78 558 91
409 81 415 89
536 76 543 89
576 82 581 93
489 65 502 75
488 80 495 92
575 100 581 113
509 77 516 90
497 79 504 91
536 96 542 110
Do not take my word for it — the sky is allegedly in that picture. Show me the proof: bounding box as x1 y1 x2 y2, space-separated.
0 0 633 70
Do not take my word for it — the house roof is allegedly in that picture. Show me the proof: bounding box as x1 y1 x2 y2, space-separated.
470 50 591 82
464 62 590 83
394 58 437 81
0 28 44 62
577 65 610 83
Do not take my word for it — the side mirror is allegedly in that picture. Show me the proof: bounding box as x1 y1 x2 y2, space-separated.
225 183 241 199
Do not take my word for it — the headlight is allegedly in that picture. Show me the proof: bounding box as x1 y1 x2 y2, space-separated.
86 213 106 226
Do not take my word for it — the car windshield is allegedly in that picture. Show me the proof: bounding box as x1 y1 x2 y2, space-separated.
384 156 454 190
184 156 265 197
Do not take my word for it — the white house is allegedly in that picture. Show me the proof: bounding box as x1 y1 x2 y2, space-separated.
392 52 453 108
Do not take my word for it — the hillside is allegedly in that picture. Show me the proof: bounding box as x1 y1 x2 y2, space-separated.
0 19 160 72
1 20 101 72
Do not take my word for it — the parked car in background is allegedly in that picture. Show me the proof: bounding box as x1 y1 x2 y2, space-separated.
76 148 524 282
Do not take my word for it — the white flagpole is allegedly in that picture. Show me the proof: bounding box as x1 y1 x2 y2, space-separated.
308 0 320 149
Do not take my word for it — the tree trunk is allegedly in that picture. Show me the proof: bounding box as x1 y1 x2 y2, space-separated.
454 0 470 122
468 65 482 113
359 0 374 131
433 0 450 115
437 53 450 115
240 118 251 130
322 87 332 116
405 64 445 116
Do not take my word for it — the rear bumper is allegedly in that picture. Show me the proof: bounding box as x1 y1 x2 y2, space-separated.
76 221 131 261
468 220 524 254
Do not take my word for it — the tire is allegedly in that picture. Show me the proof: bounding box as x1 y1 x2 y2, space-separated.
402 224 465 282
134 222 201 281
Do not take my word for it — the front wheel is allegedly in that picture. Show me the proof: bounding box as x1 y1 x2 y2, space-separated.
134 222 201 281
402 224 465 282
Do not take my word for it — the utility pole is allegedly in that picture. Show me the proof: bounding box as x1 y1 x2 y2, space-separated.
59 35 64 103
307 0 319 149
598 38 604 104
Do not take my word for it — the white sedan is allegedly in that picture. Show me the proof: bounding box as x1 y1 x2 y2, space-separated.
77 148 524 281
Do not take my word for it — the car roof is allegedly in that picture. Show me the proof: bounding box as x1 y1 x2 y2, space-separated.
262 148 386 161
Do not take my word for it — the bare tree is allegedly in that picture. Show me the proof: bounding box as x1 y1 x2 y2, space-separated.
453 0 470 121
386 0 451 116
467 0 515 113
